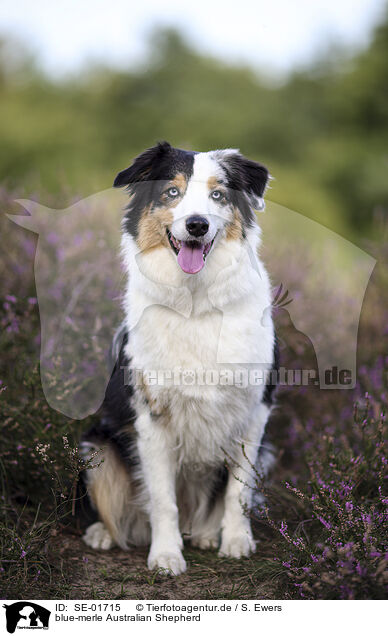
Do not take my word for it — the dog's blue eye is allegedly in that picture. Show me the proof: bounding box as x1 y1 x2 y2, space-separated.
167 187 179 198
211 190 224 201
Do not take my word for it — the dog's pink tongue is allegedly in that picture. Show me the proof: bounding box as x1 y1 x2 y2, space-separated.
177 242 205 274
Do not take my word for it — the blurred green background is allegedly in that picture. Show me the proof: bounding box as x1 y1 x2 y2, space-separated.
1 8 388 238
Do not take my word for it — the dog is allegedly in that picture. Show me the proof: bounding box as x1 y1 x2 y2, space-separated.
81 142 278 575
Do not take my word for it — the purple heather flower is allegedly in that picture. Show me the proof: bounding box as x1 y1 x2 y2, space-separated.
317 516 332 530
22 238 35 257
47 231 59 246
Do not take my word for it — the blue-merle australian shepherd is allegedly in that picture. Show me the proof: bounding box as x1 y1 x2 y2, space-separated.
81 142 278 575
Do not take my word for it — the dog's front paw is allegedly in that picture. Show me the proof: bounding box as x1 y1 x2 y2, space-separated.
219 530 256 559
147 548 187 575
83 522 115 550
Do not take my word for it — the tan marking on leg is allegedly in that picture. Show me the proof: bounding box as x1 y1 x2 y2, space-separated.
87 445 131 549
138 375 169 418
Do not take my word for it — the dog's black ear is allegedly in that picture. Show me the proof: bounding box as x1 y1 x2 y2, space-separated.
238 156 269 199
114 141 172 188
218 150 270 206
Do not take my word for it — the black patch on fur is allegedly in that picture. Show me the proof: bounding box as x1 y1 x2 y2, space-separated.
81 330 139 469
208 464 229 512
219 153 269 228
75 470 99 528
114 141 196 237
263 334 280 406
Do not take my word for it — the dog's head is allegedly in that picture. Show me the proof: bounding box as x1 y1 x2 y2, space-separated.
114 141 269 275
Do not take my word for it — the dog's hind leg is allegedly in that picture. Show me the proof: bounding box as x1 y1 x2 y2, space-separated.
189 498 224 550
81 442 131 550
83 521 115 551
179 468 227 551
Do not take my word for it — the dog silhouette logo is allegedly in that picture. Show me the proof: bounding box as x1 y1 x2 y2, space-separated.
3 602 50 633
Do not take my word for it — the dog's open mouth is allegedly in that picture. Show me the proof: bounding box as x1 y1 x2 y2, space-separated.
166 229 215 274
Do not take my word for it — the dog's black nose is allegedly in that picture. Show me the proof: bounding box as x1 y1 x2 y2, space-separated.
186 215 209 237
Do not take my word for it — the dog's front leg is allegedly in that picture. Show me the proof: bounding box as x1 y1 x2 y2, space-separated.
136 408 186 575
219 404 269 559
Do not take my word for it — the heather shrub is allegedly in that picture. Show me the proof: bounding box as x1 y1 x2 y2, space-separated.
0 361 92 596
0 294 97 595
249 227 388 599
259 371 387 599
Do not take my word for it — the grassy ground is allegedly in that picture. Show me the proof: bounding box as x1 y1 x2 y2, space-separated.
1 194 387 600
21 530 280 600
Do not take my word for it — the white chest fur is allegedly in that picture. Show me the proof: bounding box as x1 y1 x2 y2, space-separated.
122 232 274 467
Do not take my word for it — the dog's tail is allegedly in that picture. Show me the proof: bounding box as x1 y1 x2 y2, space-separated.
110 321 128 367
